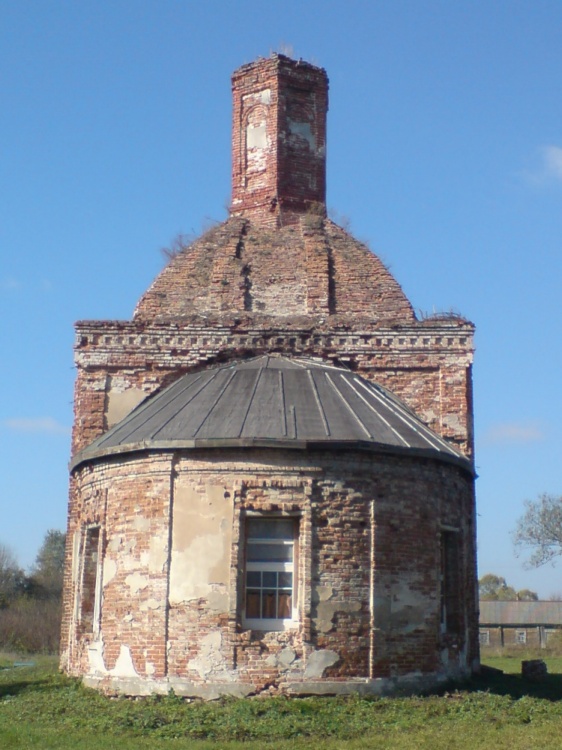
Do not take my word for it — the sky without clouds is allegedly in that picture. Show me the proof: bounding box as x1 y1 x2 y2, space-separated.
1 0 561 597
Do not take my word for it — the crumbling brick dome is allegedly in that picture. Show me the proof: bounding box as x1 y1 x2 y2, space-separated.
134 217 415 323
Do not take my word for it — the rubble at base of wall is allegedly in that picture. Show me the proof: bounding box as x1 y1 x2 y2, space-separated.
82 667 472 700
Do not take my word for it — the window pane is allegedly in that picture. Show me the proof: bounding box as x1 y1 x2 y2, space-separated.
278 592 292 618
278 572 292 588
263 571 277 587
246 571 261 587
244 518 297 623
247 519 294 540
246 591 261 618
262 591 277 618
247 542 293 562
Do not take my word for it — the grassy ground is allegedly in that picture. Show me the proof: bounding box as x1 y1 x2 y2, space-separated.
2 652 562 749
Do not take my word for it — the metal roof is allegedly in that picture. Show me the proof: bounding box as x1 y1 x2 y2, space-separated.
479 601 562 626
70 355 472 472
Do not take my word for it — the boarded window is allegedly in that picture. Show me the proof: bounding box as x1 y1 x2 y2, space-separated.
244 517 297 629
440 531 461 634
80 526 101 635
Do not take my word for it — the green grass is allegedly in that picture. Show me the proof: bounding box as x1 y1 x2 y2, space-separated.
3 654 562 749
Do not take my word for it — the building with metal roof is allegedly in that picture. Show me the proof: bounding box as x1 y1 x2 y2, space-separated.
479 601 562 650
61 55 479 698
71 355 471 472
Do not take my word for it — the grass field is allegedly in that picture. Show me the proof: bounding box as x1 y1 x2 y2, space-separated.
2 652 562 749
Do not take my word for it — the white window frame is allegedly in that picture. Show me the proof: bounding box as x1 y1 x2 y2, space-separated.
80 525 102 637
479 629 490 646
515 629 527 644
242 517 298 632
545 628 557 643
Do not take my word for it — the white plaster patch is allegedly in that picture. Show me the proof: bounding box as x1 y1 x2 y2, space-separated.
315 585 335 602
132 516 151 531
139 598 161 612
266 647 296 670
124 572 149 593
388 580 433 633
108 536 122 553
120 539 138 571
102 558 117 587
111 645 138 678
188 631 234 681
169 482 233 603
207 587 229 613
247 123 267 149
145 661 156 676
170 535 225 601
304 650 339 678
106 387 146 428
313 587 360 634
149 533 168 573
442 414 464 432
87 641 107 675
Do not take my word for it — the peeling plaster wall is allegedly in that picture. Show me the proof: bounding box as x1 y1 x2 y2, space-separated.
61 54 479 698
169 479 233 605
64 455 173 681
105 381 146 429
64 448 477 695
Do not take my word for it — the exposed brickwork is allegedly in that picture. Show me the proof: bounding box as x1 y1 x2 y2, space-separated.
63 450 477 693
133 218 416 322
61 54 479 696
230 55 328 225
70 316 474 457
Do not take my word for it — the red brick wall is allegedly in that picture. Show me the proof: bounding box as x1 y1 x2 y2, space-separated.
62 52 478 693
62 449 477 693
133 218 416 322
70 316 474 457
230 55 328 225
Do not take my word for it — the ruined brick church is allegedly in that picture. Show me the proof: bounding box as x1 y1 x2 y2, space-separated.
61 54 479 697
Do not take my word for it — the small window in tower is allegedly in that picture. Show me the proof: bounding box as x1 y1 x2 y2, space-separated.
243 517 298 630
80 526 102 636
440 530 461 634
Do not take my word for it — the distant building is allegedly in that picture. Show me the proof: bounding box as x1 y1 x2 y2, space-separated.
61 54 478 697
479 601 562 649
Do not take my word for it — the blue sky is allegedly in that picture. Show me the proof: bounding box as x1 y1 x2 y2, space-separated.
1 1 561 597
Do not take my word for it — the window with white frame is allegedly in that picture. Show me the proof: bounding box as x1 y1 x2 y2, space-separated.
244 517 297 629
479 630 490 646
515 629 527 644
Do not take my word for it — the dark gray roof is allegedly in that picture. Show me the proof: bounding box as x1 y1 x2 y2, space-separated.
70 355 472 472
479 601 562 626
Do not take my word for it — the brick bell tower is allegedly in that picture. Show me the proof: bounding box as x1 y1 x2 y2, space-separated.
230 54 328 225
